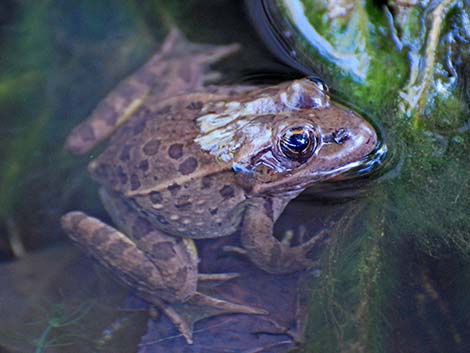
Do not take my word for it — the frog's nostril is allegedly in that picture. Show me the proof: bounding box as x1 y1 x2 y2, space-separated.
332 128 350 144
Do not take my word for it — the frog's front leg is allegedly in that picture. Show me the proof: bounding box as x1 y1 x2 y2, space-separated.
61 211 265 344
240 198 328 274
65 28 239 155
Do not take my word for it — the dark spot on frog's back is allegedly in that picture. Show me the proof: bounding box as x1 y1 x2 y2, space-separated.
219 185 235 199
116 166 128 184
168 183 181 196
120 145 132 162
168 143 183 159
201 175 212 189
130 174 141 190
178 157 198 175
142 139 160 156
175 201 192 210
138 159 150 172
149 191 162 204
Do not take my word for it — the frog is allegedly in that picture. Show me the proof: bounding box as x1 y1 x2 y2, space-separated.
61 28 378 344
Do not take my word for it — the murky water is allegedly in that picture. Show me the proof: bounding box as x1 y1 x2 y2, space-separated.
1 1 469 353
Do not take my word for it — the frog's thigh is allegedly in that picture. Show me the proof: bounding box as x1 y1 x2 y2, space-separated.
240 200 324 274
61 211 197 303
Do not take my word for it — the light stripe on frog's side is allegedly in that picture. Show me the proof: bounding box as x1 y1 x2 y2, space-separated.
124 165 227 197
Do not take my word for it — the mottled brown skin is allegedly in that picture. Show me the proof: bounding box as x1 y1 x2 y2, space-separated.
61 28 377 343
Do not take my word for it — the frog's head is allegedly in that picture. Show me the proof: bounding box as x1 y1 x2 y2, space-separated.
195 77 378 196
231 97 378 196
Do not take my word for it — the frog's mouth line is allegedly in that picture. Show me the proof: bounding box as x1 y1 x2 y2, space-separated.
253 141 387 195
124 165 228 197
252 161 361 195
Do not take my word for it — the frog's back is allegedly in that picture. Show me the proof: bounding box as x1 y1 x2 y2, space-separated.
89 94 248 239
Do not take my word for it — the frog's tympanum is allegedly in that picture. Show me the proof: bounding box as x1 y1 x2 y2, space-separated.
61 29 377 343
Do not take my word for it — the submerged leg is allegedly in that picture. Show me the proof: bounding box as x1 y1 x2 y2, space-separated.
65 27 240 155
61 211 197 305
61 210 265 344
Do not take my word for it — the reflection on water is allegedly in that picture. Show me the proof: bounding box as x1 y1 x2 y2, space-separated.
1 1 470 353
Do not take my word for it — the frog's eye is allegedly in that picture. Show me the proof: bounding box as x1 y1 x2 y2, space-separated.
280 126 317 161
307 76 329 93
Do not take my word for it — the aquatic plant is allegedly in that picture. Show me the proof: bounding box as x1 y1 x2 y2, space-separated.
0 301 93 353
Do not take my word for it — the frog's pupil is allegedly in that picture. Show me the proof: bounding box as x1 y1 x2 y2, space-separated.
286 133 309 152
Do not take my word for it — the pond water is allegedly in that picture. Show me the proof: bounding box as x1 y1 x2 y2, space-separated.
0 1 469 353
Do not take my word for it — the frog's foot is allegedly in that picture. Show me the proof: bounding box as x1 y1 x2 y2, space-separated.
227 231 326 274
239 202 330 274
65 27 239 155
176 31 240 87
271 229 328 273
189 292 267 315
142 291 267 344
171 277 268 344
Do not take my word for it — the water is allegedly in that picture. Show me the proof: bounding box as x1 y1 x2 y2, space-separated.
1 1 469 352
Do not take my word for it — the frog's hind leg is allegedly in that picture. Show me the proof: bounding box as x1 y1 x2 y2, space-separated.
61 211 196 343
61 211 266 344
65 27 240 155
60 211 199 307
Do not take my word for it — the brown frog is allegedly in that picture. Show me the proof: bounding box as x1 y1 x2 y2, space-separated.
61 28 378 343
